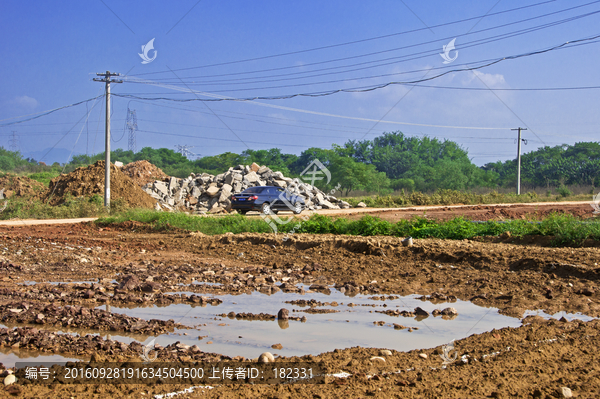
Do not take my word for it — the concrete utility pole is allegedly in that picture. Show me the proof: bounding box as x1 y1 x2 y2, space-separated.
93 71 122 209
512 127 527 195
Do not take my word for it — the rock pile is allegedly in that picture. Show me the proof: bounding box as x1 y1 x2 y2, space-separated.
142 162 351 213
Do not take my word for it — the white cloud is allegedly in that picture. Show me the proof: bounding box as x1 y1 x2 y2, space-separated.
466 71 507 88
13 95 38 109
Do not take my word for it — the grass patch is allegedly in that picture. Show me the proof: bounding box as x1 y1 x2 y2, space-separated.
95 210 600 247
0 195 129 220
26 171 60 186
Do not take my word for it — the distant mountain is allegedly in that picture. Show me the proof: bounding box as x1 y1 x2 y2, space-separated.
23 148 81 165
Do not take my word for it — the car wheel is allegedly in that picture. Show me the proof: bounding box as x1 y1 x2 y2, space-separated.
293 202 303 214
261 202 272 215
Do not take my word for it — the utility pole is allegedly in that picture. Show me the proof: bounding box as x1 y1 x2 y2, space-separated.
93 71 123 209
174 144 196 159
8 131 19 152
512 127 527 195
126 107 138 153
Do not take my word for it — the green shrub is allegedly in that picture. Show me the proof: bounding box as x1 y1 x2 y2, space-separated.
557 186 572 197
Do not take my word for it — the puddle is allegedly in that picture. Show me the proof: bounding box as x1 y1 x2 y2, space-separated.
0 348 83 368
2 285 593 365
100 286 595 360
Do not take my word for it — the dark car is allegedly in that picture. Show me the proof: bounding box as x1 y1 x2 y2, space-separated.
231 186 305 215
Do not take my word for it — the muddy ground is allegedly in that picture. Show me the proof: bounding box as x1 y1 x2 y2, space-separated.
0 221 597 398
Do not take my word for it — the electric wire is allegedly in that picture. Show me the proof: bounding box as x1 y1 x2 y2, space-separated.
137 3 600 86
129 0 564 77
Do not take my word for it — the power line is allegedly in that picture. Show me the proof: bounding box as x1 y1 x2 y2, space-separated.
119 33 600 103
135 3 600 86
129 0 562 77
0 96 104 126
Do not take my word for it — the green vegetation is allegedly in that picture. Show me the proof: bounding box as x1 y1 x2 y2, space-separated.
0 195 128 220
96 211 600 247
1 132 598 198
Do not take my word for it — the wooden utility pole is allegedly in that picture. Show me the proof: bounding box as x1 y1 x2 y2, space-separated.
512 127 527 195
93 71 122 209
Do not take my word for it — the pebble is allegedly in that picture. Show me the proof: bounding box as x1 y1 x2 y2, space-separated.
561 387 573 398
277 308 289 320
271 343 283 350
369 356 386 362
419 353 428 359
258 352 275 363
4 374 16 386
380 349 392 356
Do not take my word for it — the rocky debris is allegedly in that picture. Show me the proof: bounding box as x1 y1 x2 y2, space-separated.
419 353 428 359
1 326 231 363
142 163 351 213
368 296 400 301
380 349 392 356
121 160 168 187
0 302 180 334
258 352 275 363
44 161 156 208
284 299 338 307
432 307 459 319
0 174 46 198
0 286 222 307
219 312 276 321
277 308 289 320
376 307 434 318
297 308 339 314
417 292 458 303
218 311 304 322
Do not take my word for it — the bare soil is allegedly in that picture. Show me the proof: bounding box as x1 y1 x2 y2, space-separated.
0 221 598 398
319 201 595 222
43 161 156 208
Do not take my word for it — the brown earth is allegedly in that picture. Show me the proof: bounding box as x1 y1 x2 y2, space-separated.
121 160 168 187
0 174 46 199
0 222 597 397
321 201 596 222
43 161 156 208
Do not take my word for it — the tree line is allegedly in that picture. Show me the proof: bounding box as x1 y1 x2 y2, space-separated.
2 132 598 194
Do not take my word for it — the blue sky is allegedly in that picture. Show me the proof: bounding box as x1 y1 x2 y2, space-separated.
1 0 600 166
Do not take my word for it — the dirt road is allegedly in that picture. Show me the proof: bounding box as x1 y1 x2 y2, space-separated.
0 220 597 398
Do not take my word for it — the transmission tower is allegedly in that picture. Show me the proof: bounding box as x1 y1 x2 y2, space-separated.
8 131 19 152
175 145 196 159
126 107 138 153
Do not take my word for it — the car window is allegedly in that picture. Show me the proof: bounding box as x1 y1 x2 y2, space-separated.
243 187 265 194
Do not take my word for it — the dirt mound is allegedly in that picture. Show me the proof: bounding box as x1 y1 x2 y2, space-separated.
44 161 156 208
121 160 167 187
0 173 46 198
